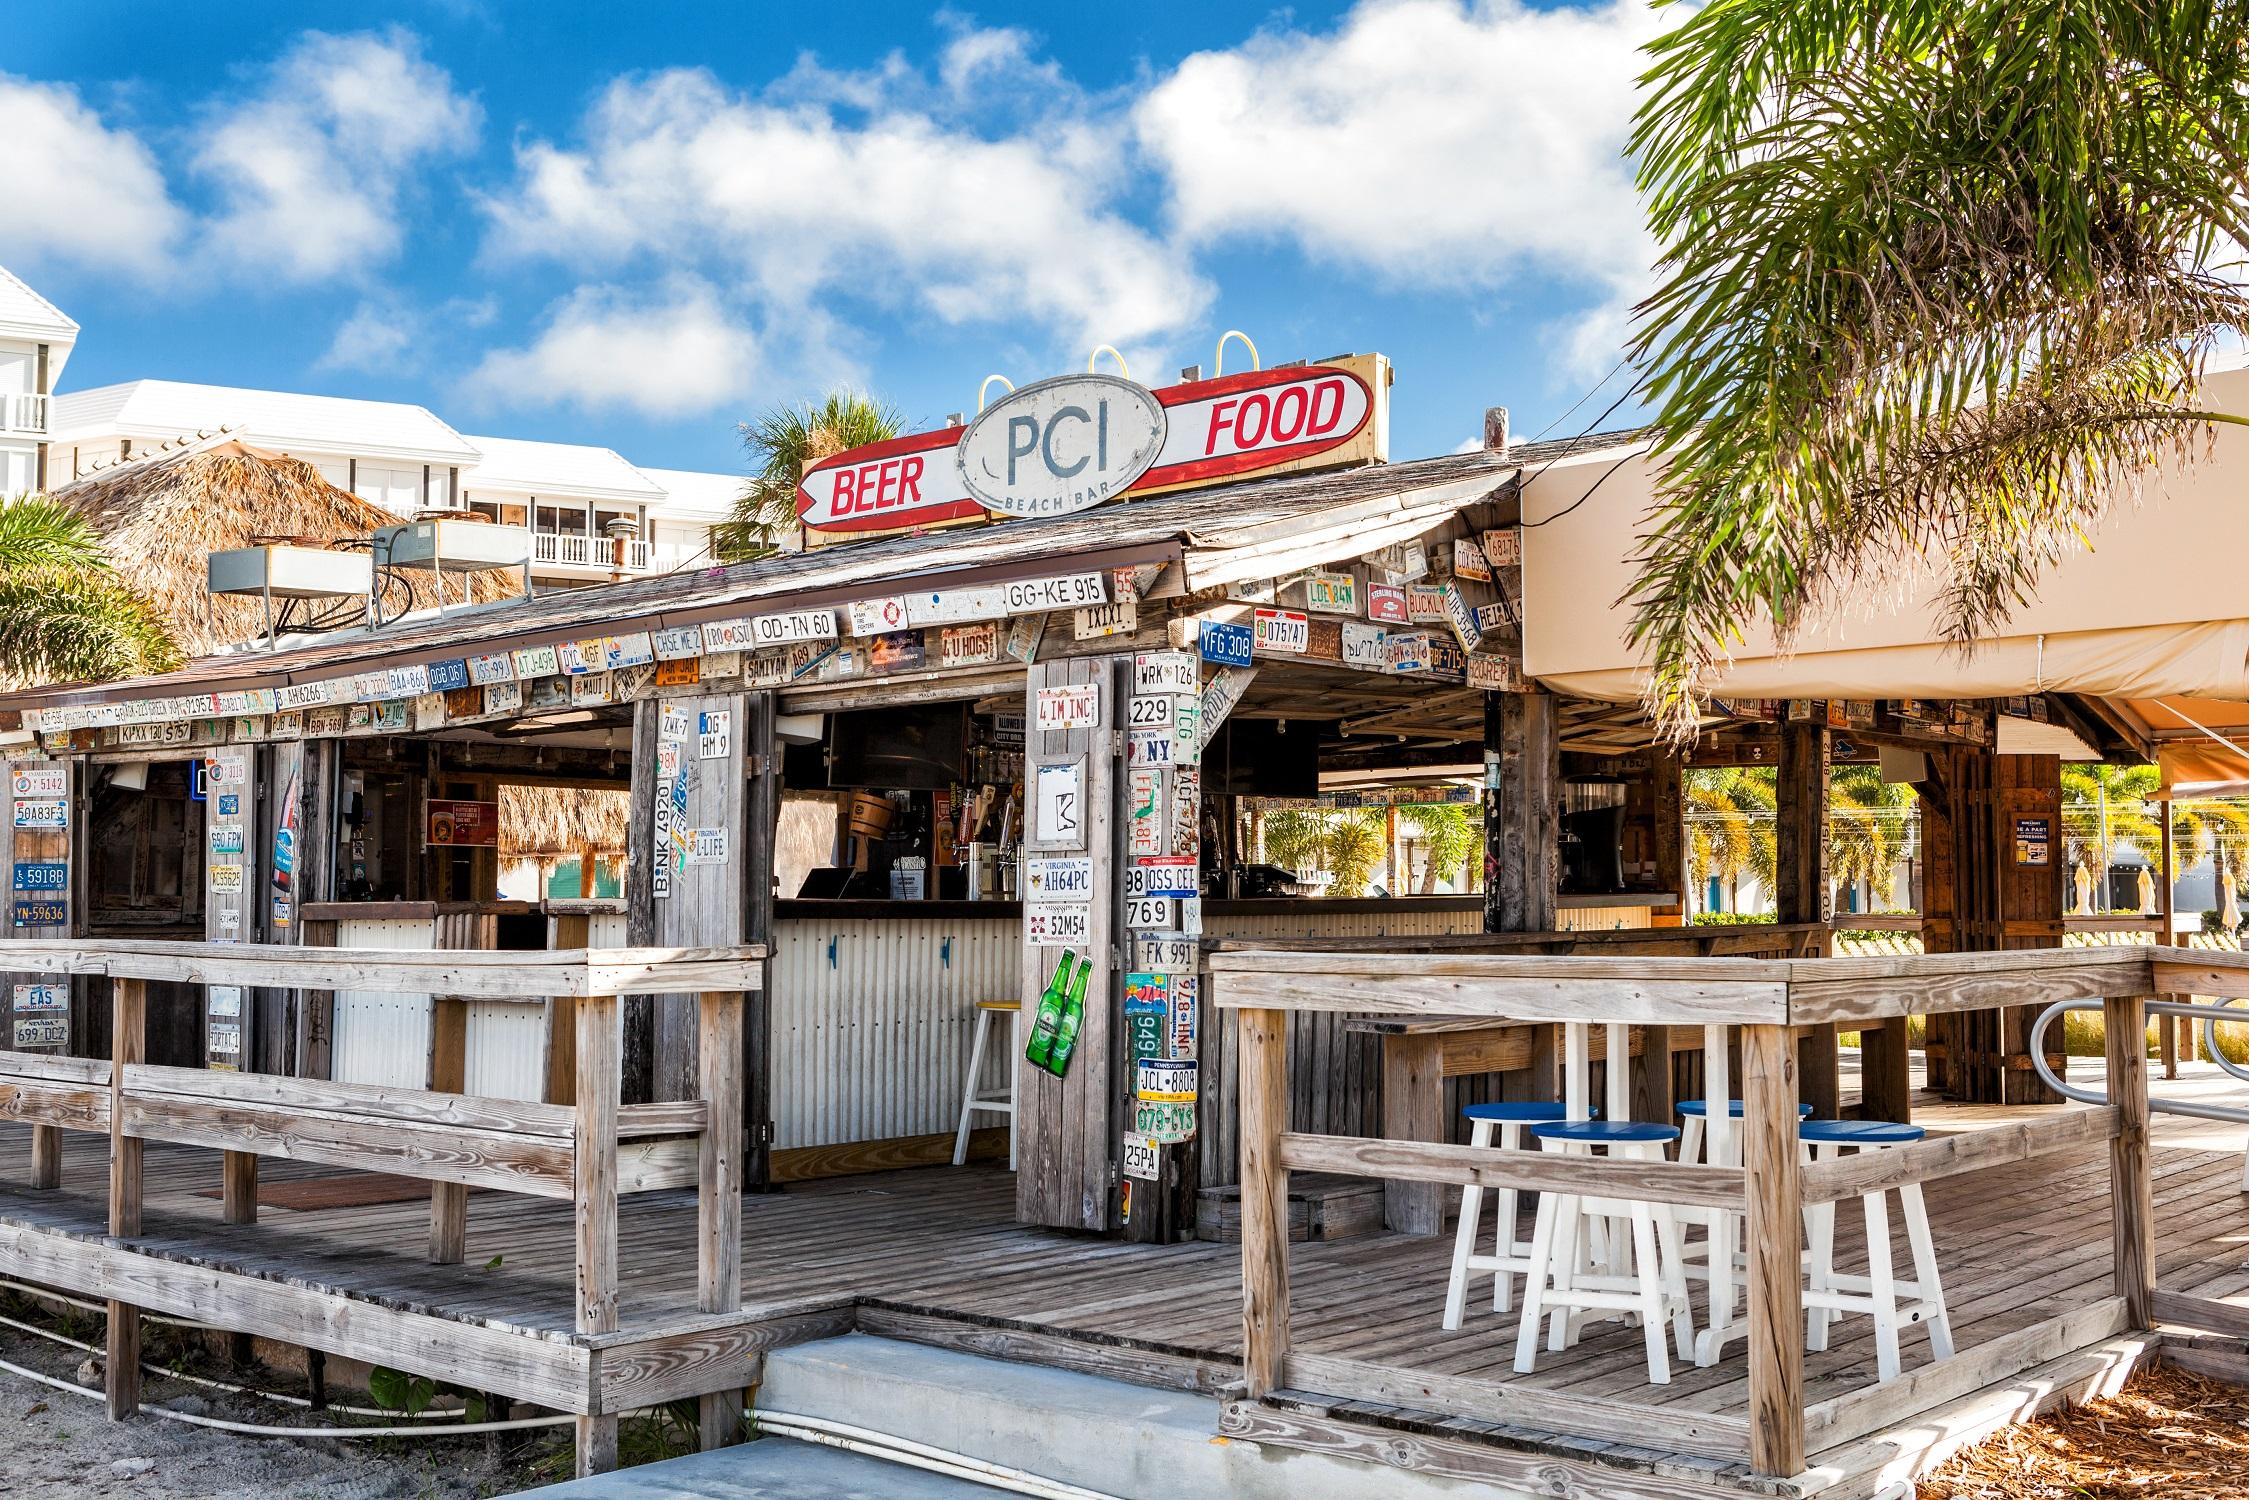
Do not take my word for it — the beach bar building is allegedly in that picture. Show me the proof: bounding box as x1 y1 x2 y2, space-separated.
0 349 2244 1494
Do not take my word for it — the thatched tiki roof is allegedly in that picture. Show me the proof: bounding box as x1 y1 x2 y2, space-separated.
56 434 623 859
500 784 629 858
51 432 522 656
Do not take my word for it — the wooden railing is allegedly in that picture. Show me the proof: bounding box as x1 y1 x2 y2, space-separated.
0 938 762 1475
1210 944 2247 1480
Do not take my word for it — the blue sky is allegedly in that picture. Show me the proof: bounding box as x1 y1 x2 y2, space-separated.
2 1 1662 476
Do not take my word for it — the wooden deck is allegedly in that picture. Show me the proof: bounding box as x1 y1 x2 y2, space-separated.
3 1075 2245 1493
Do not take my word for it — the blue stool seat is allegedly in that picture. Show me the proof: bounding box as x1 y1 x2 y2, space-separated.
1678 1099 1814 1118
1800 1118 1923 1147
1464 1101 1585 1124
1531 1119 1679 1146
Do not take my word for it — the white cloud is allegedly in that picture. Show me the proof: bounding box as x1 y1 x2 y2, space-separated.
195 28 479 283
0 76 185 277
461 280 758 419
1135 0 1667 377
317 293 495 374
479 59 1208 353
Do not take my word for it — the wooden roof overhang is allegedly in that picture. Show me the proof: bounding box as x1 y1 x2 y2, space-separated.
0 449 1518 720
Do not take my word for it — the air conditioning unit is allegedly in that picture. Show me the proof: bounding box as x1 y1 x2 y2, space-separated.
207 544 374 599
373 519 532 571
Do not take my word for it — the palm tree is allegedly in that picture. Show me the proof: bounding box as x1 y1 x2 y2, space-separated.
1684 766 1776 914
1827 764 1915 914
2059 763 2166 910
712 390 904 562
1398 801 1480 894
1626 5 2249 737
0 495 178 684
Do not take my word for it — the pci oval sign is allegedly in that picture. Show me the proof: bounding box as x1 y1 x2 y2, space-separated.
957 375 1167 519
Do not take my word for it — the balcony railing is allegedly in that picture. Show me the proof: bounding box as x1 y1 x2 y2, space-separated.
3 392 47 436
532 532 653 571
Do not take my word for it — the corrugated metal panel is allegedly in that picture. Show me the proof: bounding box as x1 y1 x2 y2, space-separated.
464 1001 545 1101
1200 905 1485 941
329 918 434 1089
329 917 548 1100
770 915 1020 1150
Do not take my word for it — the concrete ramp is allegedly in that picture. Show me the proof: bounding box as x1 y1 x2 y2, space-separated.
522 1427 1002 1497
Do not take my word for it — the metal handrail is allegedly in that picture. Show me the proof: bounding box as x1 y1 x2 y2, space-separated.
2030 998 2249 1125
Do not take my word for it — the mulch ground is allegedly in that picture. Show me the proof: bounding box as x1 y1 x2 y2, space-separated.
1917 1360 2249 1498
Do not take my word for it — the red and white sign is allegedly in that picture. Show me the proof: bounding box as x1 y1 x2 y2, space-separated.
796 427 983 534
1137 364 1376 493
795 357 1384 533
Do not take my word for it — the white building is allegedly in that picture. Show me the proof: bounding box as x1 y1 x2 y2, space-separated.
0 264 77 497
48 380 742 586
7 262 744 587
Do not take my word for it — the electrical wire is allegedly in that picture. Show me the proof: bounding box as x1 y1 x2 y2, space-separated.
0 1347 575 1438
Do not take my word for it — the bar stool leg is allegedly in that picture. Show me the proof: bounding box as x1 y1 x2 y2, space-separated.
1005 1006 1021 1173
1628 1195 1672 1384
1864 1188 1902 1382
952 1007 993 1168
1679 1114 1703 1167
1643 1146 1696 1363
1443 1119 1496 1330
1493 1121 1523 1313
1804 1142 1838 1350
1546 1192 1583 1353
1513 1190 1562 1374
1899 1181 1954 1361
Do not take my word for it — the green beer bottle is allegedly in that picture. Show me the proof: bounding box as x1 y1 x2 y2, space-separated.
1047 954 1093 1077
1025 950 1075 1070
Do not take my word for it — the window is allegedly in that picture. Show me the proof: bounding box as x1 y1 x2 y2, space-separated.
467 500 526 526
536 502 589 536
592 506 643 538
354 466 425 511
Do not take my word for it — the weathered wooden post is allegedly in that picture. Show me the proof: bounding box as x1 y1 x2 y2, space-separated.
106 976 146 1421
1742 1021 1805 1478
2103 992 2154 1327
573 989 620 1475
696 986 745 1449
1775 719 1838 1118
1237 1005 1291 1397
427 995 469 1263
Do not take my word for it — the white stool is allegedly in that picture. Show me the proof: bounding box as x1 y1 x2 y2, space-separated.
1514 1120 1694 1384
1443 1100 1575 1327
1677 1098 1814 1366
951 999 1020 1170
1800 1119 1953 1382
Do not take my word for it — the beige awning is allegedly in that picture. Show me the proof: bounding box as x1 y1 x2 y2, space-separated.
1521 361 2249 715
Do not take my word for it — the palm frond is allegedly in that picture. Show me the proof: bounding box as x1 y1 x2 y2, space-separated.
0 566 183 684
714 391 905 562
1628 1 2249 736
0 494 112 576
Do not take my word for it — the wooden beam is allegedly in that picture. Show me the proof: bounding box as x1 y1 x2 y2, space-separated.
1799 1108 2120 1204
1238 1006 1291 1398
1742 1022 1804 1479
106 977 145 1421
574 990 620 1476
1277 1132 1746 1210
546 912 591 1107
1800 1297 2130 1455
695 989 745 1450
1282 1350 1751 1461
2150 1289 2249 1339
1492 690 1558 933
0 1219 594 1410
427 995 469 1265
0 937 766 999
2104 994 2155 1328
221 1150 258 1227
1219 1399 1734 1500
1377 1032 1446 1235
29 1123 60 1188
